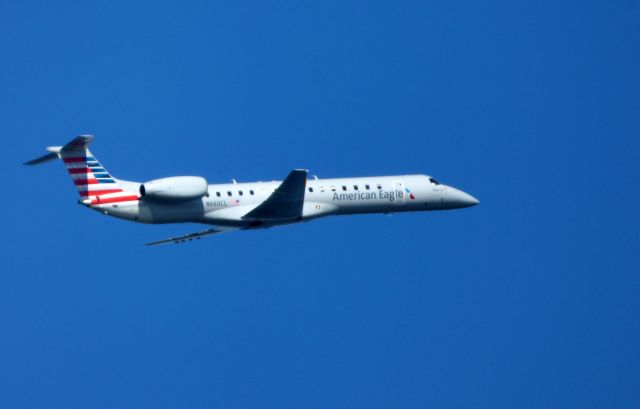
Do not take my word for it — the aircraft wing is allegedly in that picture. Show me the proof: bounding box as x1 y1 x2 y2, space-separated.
242 169 307 222
145 226 240 246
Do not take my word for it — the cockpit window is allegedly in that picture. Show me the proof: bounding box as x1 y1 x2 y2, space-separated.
429 178 441 185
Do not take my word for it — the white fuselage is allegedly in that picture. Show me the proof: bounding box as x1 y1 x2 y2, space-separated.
26 136 479 244
91 174 478 227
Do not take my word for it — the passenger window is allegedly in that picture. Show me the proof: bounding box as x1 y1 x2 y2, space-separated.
353 185 358 190
239 191 243 196
377 184 382 189
308 187 314 193
331 186 336 191
227 191 232 196
216 192 221 197
365 184 370 190
342 186 347 191
250 190 254 195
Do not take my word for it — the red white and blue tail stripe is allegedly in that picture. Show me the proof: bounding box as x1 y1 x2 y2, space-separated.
26 135 139 205
62 152 123 197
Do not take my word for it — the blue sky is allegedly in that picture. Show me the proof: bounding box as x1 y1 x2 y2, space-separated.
1 1 639 408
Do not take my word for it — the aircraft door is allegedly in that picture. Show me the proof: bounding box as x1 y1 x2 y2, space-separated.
392 180 405 205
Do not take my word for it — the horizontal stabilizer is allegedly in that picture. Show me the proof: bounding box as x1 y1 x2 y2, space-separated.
145 226 240 246
23 134 94 165
24 152 59 165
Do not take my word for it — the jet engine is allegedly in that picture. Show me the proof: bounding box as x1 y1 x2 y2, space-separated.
139 176 208 202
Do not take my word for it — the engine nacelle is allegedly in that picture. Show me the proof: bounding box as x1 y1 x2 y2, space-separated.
139 176 208 202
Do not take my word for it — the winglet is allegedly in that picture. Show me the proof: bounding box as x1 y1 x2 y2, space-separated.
242 169 308 222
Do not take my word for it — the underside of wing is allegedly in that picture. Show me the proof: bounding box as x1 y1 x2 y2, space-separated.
145 226 240 246
242 169 307 222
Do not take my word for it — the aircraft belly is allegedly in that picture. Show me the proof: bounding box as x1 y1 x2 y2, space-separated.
329 196 397 214
137 199 207 224
302 202 338 219
202 205 255 225
94 202 144 222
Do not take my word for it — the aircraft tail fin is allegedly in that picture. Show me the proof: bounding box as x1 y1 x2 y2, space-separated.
25 135 126 199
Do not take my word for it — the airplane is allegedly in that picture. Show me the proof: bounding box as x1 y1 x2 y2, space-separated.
25 135 479 245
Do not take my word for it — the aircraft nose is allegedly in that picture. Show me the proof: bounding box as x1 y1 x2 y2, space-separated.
446 187 480 208
461 191 480 206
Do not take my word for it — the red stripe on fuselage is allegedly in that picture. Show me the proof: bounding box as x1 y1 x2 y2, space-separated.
80 189 123 197
91 195 139 205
